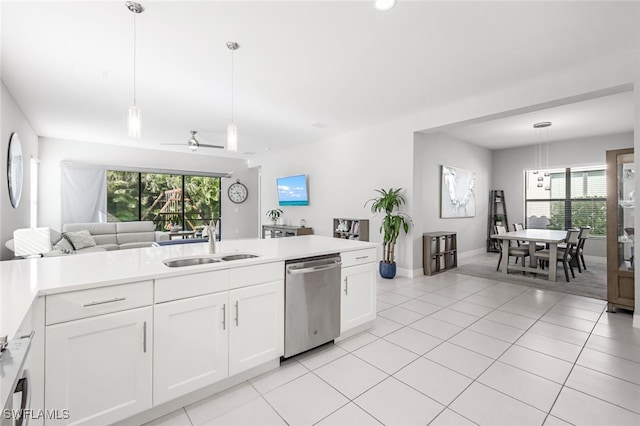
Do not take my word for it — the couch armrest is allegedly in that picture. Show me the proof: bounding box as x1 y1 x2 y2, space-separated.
155 231 170 242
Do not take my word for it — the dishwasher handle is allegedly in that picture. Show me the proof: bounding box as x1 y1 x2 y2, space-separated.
287 262 342 275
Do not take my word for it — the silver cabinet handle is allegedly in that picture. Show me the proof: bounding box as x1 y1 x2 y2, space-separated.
222 304 226 330
235 301 239 326
143 321 147 353
344 277 348 295
83 297 126 307
355 256 369 260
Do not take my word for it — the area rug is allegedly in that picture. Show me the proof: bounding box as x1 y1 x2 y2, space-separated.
456 253 607 301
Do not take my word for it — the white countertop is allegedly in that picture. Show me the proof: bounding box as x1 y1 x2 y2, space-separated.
0 235 377 339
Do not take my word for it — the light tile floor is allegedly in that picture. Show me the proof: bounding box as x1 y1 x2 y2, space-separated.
145 271 640 426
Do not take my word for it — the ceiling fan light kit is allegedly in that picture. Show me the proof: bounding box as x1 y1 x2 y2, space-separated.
125 1 144 139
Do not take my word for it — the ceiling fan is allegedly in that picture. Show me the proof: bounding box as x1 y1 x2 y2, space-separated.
161 130 224 152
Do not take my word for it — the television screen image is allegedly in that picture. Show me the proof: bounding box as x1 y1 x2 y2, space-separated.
277 174 309 206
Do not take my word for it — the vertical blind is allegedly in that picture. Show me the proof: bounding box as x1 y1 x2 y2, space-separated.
525 166 606 235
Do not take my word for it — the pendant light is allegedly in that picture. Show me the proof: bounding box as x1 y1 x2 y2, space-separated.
126 1 144 139
375 0 396 11
533 121 552 189
226 41 239 152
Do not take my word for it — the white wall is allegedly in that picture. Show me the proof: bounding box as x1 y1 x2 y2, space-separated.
1 82 38 260
38 137 259 239
255 51 639 278
492 132 633 258
253 119 416 273
413 133 493 272
220 168 259 240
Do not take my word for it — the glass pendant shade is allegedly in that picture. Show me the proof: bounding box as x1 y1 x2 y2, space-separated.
128 105 141 138
375 0 396 11
227 123 238 152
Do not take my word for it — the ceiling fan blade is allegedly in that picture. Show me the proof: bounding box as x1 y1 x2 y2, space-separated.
199 143 225 149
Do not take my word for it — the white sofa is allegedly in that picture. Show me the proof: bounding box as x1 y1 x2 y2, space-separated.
61 221 170 253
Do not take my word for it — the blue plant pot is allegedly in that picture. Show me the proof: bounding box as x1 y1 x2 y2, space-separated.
379 261 397 279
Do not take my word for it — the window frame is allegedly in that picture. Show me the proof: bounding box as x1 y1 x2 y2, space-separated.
524 166 606 235
106 170 222 235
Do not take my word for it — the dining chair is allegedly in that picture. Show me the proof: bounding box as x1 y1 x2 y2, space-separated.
573 226 591 272
535 229 579 282
494 225 529 271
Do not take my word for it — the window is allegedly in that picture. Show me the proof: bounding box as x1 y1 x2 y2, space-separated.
525 166 606 236
106 171 221 232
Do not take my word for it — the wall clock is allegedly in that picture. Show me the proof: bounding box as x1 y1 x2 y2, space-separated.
227 180 248 204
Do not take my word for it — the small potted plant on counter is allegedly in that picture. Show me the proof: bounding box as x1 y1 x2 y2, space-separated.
266 208 284 224
365 187 412 279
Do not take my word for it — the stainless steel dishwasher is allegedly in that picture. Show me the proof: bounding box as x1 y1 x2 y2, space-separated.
284 254 342 358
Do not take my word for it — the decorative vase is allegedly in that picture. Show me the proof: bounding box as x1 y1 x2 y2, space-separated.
379 261 397 279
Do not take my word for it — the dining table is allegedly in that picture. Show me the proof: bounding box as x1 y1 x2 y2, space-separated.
491 229 568 282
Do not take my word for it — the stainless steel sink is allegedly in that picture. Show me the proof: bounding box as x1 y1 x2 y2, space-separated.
163 257 221 267
221 254 260 261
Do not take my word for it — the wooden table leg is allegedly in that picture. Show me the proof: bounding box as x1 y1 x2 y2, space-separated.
501 240 509 274
528 241 537 270
548 242 558 282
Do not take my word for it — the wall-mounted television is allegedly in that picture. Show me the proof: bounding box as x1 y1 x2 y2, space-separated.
277 174 309 206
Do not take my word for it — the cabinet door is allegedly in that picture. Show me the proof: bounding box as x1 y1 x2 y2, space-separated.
153 292 229 405
341 263 377 333
153 291 229 405
45 307 152 425
228 281 284 376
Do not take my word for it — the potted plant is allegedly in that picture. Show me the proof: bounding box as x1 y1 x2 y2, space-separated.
365 188 411 279
266 208 283 224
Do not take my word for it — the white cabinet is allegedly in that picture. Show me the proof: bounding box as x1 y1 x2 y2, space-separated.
153 292 229 405
229 281 284 376
341 261 377 334
154 280 284 401
45 307 152 425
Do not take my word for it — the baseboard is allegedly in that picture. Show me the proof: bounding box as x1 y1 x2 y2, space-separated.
397 267 422 278
634 314 640 329
114 359 280 426
335 321 374 341
458 248 488 263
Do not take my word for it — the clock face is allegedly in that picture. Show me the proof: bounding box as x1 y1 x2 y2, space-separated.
228 182 248 203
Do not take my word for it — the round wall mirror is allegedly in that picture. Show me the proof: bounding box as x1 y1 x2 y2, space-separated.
7 132 24 208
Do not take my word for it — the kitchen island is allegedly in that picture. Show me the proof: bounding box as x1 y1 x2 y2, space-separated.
0 235 378 426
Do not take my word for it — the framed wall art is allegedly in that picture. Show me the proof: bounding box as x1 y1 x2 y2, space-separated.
441 165 476 218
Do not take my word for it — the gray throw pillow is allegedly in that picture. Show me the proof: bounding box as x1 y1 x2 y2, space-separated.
53 238 75 253
63 230 97 250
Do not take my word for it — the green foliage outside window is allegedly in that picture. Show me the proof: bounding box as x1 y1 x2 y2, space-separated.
106 171 221 231
547 198 606 236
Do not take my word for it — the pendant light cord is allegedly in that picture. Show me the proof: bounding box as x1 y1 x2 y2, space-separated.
231 47 234 123
133 10 137 106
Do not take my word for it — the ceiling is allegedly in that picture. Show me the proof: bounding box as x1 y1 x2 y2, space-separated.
1 1 639 157
435 90 636 149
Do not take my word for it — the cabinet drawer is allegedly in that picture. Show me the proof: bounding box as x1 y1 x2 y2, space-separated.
46 280 153 325
341 248 377 268
155 270 229 303
228 262 284 289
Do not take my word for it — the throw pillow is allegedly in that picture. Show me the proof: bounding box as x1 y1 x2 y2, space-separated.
53 237 75 254
62 230 97 251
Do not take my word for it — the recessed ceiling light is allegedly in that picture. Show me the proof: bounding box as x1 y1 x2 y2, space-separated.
533 121 552 128
375 0 396 11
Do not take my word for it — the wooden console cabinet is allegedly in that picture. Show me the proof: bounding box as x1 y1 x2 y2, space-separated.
262 225 313 238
